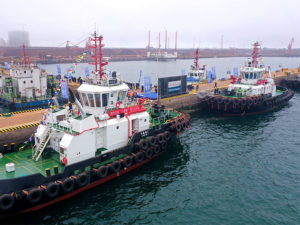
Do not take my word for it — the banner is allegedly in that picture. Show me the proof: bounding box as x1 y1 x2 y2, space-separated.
60 80 69 99
144 76 151 93
181 69 185 75
56 64 61 75
211 66 216 80
208 71 211 84
4 62 9 70
168 80 181 92
85 66 90 77
138 70 142 86
233 67 238 78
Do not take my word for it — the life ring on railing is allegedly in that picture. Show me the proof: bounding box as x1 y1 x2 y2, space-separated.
62 157 68 165
115 101 121 108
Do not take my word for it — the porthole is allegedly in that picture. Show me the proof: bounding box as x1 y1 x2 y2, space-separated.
116 126 119 129
23 81 26 84
144 119 147 122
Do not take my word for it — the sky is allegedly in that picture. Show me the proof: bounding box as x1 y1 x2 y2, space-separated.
0 0 299 49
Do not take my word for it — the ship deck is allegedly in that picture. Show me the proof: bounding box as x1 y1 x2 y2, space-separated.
218 89 284 98
0 147 63 179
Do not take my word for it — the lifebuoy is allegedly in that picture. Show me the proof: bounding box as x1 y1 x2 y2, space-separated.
115 101 121 108
124 156 133 168
110 161 121 173
134 151 144 163
62 157 68 165
27 188 43 204
45 182 60 198
76 173 88 187
0 194 15 211
175 123 182 132
247 99 253 106
145 148 153 158
97 166 109 178
186 120 191 128
61 178 74 193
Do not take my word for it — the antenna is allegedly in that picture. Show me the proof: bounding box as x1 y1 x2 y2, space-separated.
251 42 260 68
175 31 177 52
221 35 223 50
165 30 167 50
148 30 151 50
158 32 161 53
194 48 199 70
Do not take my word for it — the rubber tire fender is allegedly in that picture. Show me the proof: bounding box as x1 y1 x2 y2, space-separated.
161 141 167 150
97 166 109 178
135 151 144 163
61 178 75 193
45 182 60 198
27 188 43 204
76 173 88 187
147 136 156 146
175 123 182 133
152 144 161 154
145 148 153 159
157 133 165 144
123 156 133 168
164 131 171 141
181 122 187 130
110 161 121 173
0 194 15 211
140 139 149 150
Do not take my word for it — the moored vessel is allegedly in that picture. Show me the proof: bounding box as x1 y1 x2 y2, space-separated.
0 45 64 110
187 48 207 84
0 32 190 217
205 42 294 116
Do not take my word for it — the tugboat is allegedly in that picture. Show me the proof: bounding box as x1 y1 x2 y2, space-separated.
187 49 207 84
0 45 63 110
205 42 294 116
0 32 190 217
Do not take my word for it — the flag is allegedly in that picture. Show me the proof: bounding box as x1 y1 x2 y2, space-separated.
181 69 185 75
138 70 142 86
211 67 216 80
60 80 69 99
4 62 9 70
233 67 239 78
208 71 212 84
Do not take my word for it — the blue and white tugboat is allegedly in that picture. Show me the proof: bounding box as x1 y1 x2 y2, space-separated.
0 32 190 217
187 49 207 84
206 42 294 116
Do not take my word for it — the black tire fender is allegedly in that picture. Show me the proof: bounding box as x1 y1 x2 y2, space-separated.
97 166 109 178
110 161 121 173
0 194 15 211
76 173 88 187
61 178 75 193
145 148 153 158
45 182 60 199
135 151 144 163
124 156 133 168
27 188 43 204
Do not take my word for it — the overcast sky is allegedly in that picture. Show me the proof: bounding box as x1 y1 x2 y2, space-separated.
0 0 299 48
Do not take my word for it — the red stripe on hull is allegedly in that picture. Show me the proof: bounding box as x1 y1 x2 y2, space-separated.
18 151 164 215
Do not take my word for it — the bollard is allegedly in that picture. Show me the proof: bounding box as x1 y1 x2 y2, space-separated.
10 143 15 151
45 168 51 176
3 144 8 152
54 165 59 174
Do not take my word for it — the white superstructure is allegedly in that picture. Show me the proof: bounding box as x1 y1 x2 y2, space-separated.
34 76 150 165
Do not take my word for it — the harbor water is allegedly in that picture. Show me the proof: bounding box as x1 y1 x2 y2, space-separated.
5 58 300 224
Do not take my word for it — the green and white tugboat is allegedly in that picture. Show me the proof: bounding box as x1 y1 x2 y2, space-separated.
205 42 294 116
0 32 190 217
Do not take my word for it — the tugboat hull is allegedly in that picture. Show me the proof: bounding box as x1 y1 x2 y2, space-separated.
0 113 190 217
205 87 294 116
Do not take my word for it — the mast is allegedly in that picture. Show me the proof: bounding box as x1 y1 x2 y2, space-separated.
22 44 30 66
252 42 260 68
194 48 199 70
88 31 108 80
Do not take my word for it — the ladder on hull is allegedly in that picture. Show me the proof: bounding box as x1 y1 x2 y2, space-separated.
33 128 54 161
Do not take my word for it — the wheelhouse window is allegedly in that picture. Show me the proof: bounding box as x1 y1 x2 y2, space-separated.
95 93 101 107
88 94 95 107
118 90 124 101
253 73 257 79
245 73 249 79
82 93 89 106
102 93 108 107
250 72 253 79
